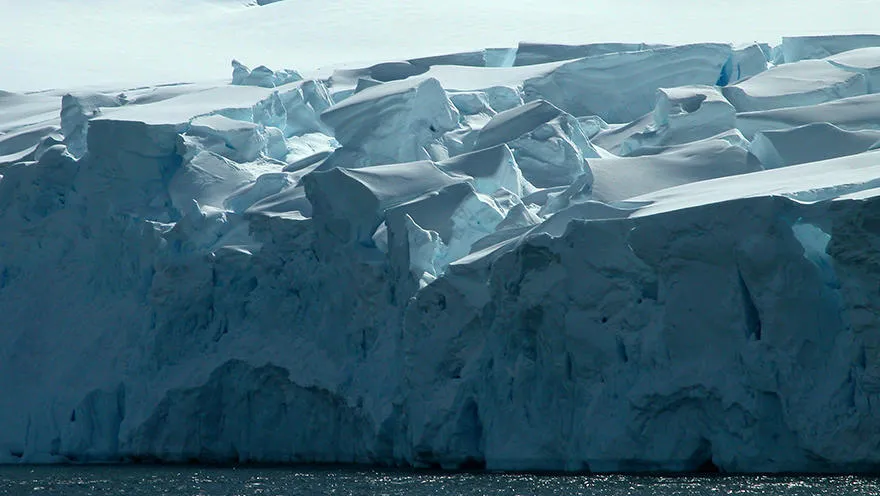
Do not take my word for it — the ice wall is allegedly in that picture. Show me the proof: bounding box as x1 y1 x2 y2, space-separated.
2 41 880 473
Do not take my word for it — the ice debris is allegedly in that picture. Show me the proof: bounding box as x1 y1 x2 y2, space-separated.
231 60 302 88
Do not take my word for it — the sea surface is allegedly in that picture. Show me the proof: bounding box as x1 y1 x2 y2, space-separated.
0 466 878 496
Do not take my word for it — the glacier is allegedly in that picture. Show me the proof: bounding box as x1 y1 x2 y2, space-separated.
3 35 880 474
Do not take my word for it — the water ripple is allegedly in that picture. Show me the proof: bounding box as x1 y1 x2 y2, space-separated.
0 466 878 496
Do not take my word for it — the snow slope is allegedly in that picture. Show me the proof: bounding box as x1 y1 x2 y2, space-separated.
2 0 880 91
3 17 880 474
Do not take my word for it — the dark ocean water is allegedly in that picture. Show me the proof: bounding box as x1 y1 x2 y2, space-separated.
0 466 878 496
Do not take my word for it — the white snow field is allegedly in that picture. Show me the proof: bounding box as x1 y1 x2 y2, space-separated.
1 0 879 91
3 0 880 473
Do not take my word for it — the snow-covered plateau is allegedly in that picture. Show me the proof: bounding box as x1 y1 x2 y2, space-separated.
3 25 880 472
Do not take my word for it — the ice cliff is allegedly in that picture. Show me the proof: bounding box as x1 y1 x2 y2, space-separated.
2 37 880 473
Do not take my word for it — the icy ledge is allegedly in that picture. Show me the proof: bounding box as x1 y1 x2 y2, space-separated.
2 37 880 473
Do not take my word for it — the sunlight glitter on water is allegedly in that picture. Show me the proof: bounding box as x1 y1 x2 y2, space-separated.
0 467 879 496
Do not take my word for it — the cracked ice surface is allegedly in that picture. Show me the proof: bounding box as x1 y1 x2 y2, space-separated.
4 35 880 473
